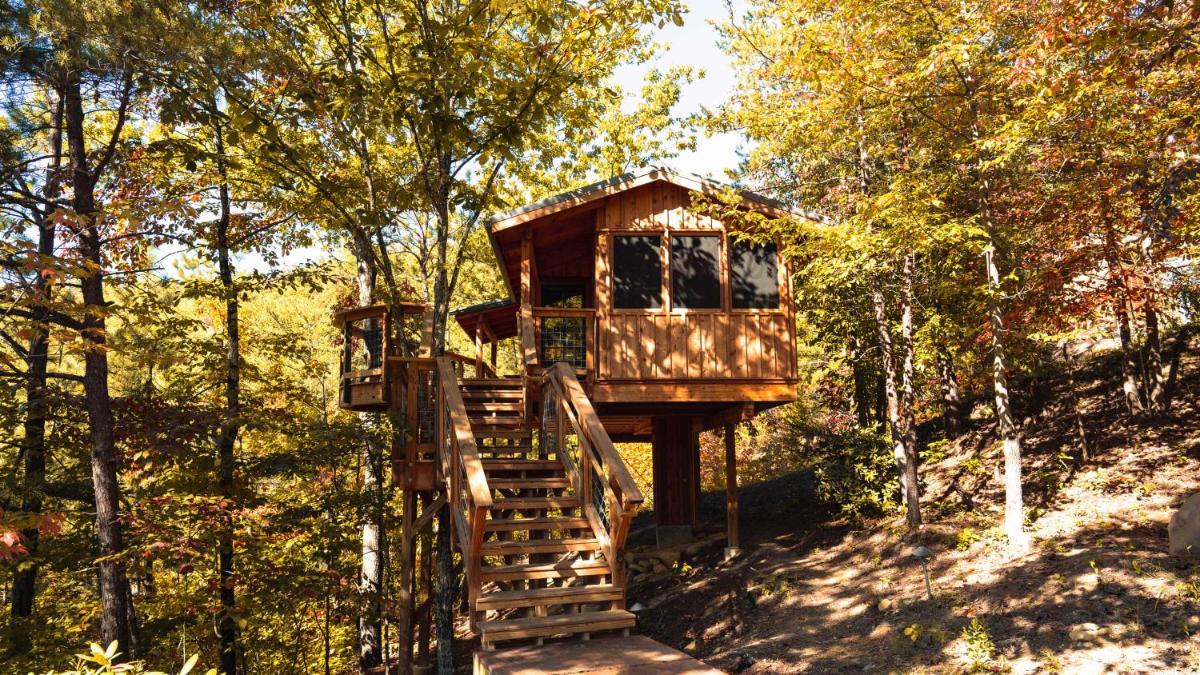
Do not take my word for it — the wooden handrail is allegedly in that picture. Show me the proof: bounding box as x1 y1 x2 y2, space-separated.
546 362 643 507
435 356 492 628
436 357 493 510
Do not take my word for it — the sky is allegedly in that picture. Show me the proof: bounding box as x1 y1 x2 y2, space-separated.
612 0 747 179
186 1 748 274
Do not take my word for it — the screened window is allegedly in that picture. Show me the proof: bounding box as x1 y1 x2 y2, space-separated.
541 281 585 308
670 235 721 309
731 240 780 309
612 235 662 309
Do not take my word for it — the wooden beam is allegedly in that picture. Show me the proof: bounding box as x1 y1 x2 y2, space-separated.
700 403 755 432
724 423 741 559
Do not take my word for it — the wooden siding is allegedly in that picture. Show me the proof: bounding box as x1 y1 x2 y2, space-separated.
599 312 796 381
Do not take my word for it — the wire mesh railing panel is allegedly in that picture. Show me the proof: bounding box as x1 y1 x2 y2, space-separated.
417 369 435 444
538 317 586 369
590 467 609 530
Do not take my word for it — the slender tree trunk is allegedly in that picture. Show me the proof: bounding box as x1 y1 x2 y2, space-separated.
9 88 64 656
1144 303 1167 414
348 225 385 672
898 253 920 527
1061 342 1089 463
985 246 1026 551
64 56 134 657
937 346 961 439
1102 207 1143 415
872 277 918 527
213 120 241 675
850 336 871 428
874 370 887 425
435 505 454 674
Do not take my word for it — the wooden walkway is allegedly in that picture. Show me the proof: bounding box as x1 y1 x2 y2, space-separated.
473 635 722 674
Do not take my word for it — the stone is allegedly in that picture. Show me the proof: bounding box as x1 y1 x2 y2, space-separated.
877 597 894 612
1069 622 1101 643
657 549 681 566
1169 492 1200 556
732 653 755 673
652 561 668 574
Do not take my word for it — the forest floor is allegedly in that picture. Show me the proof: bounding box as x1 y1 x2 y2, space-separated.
623 338 1200 673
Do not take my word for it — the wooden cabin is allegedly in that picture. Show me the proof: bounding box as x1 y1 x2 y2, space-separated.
334 167 807 653
455 166 802 545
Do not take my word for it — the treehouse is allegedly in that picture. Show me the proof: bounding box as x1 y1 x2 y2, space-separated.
334 166 806 654
456 166 801 543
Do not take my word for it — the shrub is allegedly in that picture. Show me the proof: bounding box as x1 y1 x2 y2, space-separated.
961 618 995 671
30 642 211 675
808 427 896 520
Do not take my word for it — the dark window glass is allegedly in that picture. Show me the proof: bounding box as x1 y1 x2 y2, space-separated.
670 236 721 309
612 236 662 309
731 240 780 309
541 282 586 308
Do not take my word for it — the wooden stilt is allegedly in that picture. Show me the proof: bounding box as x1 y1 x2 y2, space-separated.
724 424 741 559
417 493 433 667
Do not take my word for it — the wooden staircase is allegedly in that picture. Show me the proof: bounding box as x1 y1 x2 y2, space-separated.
435 364 643 651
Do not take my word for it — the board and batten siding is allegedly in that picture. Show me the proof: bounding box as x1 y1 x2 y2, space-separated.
595 181 798 384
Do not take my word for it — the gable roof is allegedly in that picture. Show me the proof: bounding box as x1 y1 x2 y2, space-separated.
489 165 819 232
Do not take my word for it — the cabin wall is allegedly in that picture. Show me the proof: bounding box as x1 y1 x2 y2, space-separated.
593 182 798 387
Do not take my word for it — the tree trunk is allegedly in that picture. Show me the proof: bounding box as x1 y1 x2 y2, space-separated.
434 504 454 674
1061 341 1089 463
937 346 961 439
849 336 872 428
1102 209 1143 415
1144 303 1167 414
985 246 1026 551
9 87 64 656
214 120 241 675
871 277 918 527
898 253 920 527
64 56 134 657
349 228 385 672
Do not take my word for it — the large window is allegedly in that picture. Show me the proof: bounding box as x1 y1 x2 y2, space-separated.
670 235 722 309
612 235 662 309
731 240 779 309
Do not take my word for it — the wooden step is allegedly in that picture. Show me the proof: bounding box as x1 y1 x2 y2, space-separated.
476 584 622 611
481 538 601 556
485 516 589 532
463 389 523 400
480 459 560 471
478 610 634 643
488 478 570 490
480 558 610 583
461 378 524 387
492 496 579 511
473 430 532 440
466 401 524 412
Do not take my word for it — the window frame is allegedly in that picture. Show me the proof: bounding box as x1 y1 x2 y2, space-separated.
667 231 726 313
609 232 667 312
729 238 783 313
605 230 788 316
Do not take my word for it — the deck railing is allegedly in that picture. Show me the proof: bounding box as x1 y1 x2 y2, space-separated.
540 362 643 585
434 356 492 628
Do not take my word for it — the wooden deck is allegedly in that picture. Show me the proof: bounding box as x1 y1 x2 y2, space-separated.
473 635 722 675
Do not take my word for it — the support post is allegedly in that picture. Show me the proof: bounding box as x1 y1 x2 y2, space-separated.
724 424 741 559
651 416 698 548
474 323 484 376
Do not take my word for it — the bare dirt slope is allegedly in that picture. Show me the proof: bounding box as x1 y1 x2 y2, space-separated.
627 341 1200 673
